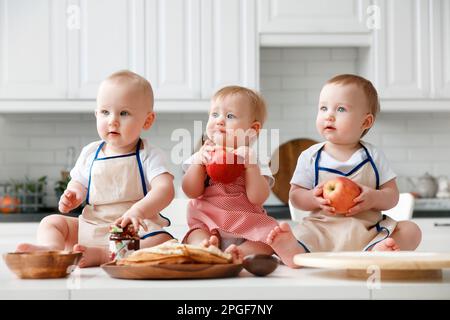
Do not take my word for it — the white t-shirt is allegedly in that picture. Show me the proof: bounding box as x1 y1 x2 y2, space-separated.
182 154 275 188
290 141 396 190
70 139 172 191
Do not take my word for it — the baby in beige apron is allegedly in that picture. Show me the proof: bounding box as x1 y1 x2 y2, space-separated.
16 70 175 267
76 139 173 260
266 74 422 268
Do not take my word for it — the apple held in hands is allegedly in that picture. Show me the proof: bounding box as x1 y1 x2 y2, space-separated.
206 148 245 184
322 177 361 214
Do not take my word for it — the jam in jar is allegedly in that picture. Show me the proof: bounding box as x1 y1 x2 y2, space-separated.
109 224 140 261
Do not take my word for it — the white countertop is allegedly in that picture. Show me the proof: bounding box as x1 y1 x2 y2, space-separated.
1 223 450 300
2 259 450 300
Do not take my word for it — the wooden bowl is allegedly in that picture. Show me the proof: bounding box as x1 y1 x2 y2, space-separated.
3 251 82 279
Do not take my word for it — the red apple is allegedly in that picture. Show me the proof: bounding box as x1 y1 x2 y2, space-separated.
206 148 245 184
322 177 361 214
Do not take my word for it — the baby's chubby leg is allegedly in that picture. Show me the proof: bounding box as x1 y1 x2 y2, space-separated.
223 241 273 265
266 222 305 268
223 244 244 264
373 220 422 252
140 232 174 248
16 214 79 252
185 228 217 247
72 244 110 268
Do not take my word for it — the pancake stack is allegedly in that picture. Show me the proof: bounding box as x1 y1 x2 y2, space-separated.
117 239 233 266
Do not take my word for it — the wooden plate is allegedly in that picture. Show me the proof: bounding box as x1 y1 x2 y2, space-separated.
294 251 450 280
270 138 317 204
101 261 244 280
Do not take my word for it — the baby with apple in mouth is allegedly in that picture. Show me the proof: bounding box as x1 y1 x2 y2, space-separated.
267 74 422 267
181 86 280 263
16 70 175 267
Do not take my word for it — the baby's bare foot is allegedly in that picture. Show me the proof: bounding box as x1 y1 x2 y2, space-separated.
73 244 110 268
15 243 58 253
224 244 243 264
266 222 304 268
201 235 220 248
372 237 400 252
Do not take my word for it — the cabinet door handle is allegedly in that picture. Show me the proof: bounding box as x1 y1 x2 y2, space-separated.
434 223 450 227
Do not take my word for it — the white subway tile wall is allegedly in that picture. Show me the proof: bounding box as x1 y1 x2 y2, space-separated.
0 48 449 207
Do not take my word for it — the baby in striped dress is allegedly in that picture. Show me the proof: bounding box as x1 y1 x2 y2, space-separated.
181 86 281 263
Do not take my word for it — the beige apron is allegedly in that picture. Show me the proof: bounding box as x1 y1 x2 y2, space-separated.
78 140 170 249
295 144 397 252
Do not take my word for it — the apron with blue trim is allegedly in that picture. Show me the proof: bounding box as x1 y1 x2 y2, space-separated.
295 144 397 252
78 139 170 249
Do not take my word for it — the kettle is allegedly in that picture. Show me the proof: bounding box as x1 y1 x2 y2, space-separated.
436 176 450 199
407 172 438 198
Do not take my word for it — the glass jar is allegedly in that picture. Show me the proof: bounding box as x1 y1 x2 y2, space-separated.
109 225 140 261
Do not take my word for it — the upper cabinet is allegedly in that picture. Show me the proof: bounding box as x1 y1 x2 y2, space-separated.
430 0 450 99
372 0 450 102
1 0 449 112
144 0 201 100
68 0 144 99
0 0 257 110
145 0 257 100
372 0 430 99
201 0 257 98
258 0 372 46
259 0 370 33
0 0 67 99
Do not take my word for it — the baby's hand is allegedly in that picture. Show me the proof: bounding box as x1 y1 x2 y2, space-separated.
313 183 335 214
58 189 83 213
114 207 148 233
233 146 257 168
192 139 215 166
346 183 377 216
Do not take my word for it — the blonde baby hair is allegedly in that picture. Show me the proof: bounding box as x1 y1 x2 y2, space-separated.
212 85 268 126
326 74 380 137
102 70 154 111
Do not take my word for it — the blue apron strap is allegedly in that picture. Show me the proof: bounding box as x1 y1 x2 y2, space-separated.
86 141 105 205
134 139 172 226
314 146 324 187
361 144 380 189
140 230 175 240
135 138 148 196
364 216 390 251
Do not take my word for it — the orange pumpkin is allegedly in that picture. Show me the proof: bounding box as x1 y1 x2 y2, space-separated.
0 195 20 213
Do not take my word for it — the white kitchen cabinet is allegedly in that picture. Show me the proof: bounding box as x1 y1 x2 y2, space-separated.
413 218 450 253
0 0 257 112
0 0 67 99
0 0 143 101
146 0 258 101
201 0 258 98
68 0 144 99
144 0 201 100
259 0 371 34
258 0 373 46
430 0 450 99
372 0 430 99
372 0 450 106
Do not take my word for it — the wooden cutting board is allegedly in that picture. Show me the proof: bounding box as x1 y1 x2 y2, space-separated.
270 138 317 204
294 251 450 280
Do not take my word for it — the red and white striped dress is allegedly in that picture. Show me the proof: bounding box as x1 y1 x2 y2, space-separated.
184 170 279 244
